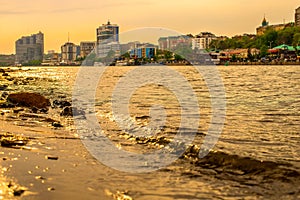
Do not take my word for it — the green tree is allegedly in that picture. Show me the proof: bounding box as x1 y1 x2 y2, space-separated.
293 33 300 47
164 51 173 60
260 45 268 58
23 60 42 66
247 48 254 61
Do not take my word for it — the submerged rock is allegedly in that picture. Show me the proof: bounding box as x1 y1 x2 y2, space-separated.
46 155 58 160
7 92 50 109
52 122 63 128
52 100 71 108
0 85 8 91
60 106 85 117
0 133 28 148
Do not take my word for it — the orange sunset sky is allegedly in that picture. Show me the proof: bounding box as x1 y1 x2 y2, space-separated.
1 0 299 54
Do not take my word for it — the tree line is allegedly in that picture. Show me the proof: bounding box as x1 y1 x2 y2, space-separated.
210 26 300 52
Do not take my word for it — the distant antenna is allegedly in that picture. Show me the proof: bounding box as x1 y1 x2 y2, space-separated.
68 32 70 42
283 19 285 24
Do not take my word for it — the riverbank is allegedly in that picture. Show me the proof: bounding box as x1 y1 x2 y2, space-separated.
221 61 300 66
0 120 135 199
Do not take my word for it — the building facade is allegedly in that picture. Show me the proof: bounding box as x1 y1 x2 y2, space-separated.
96 21 120 57
15 32 44 64
61 42 80 63
0 54 15 66
80 42 96 58
256 16 293 36
296 7 300 27
192 32 216 50
158 35 192 50
130 47 156 59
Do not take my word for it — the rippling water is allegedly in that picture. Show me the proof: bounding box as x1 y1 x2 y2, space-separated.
1 65 300 199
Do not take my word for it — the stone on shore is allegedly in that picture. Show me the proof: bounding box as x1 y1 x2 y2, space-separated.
7 92 50 109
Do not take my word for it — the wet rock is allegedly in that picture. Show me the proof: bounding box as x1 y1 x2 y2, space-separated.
0 68 5 73
31 107 38 113
46 155 58 160
0 85 8 90
1 91 8 99
13 188 25 196
0 133 28 148
135 115 150 120
5 77 14 81
13 108 25 114
7 181 27 197
60 106 85 117
7 92 50 109
0 102 15 108
39 108 48 113
48 187 55 191
60 106 72 116
52 122 63 128
35 176 46 180
52 100 71 108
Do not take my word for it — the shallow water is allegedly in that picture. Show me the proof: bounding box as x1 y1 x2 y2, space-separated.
1 65 300 199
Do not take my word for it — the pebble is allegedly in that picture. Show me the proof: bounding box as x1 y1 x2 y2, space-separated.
45 155 58 160
48 187 55 191
52 122 63 128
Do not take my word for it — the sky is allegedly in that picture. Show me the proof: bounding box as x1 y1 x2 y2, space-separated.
0 0 299 54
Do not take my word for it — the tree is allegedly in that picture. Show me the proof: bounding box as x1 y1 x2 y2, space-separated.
247 48 254 61
260 45 268 58
164 51 173 61
293 33 300 47
23 60 42 66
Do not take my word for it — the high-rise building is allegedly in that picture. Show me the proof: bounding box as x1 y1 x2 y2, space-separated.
296 7 300 26
192 32 216 50
61 42 80 63
96 21 120 57
158 35 192 50
15 32 44 64
80 42 96 58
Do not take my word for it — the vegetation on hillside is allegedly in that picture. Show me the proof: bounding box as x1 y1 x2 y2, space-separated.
210 26 300 51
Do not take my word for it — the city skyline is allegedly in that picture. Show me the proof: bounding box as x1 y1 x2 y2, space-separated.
1 0 299 54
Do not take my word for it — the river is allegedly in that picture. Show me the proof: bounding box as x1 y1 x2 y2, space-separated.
0 65 299 199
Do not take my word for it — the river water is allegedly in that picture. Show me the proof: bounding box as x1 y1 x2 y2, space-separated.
1 65 300 199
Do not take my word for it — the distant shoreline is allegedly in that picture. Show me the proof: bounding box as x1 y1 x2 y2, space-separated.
2 62 300 67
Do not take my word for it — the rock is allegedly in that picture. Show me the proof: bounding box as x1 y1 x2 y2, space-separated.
2 73 9 76
52 100 71 108
0 133 28 148
39 108 48 113
31 107 38 113
0 69 5 73
48 187 55 191
7 92 50 109
0 102 15 108
60 106 85 117
5 77 14 81
60 106 72 116
0 85 8 91
46 155 58 160
13 188 25 196
52 122 63 128
1 92 8 99
13 108 25 114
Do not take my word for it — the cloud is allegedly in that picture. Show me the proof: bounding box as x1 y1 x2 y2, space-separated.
0 9 34 15
0 0 154 16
